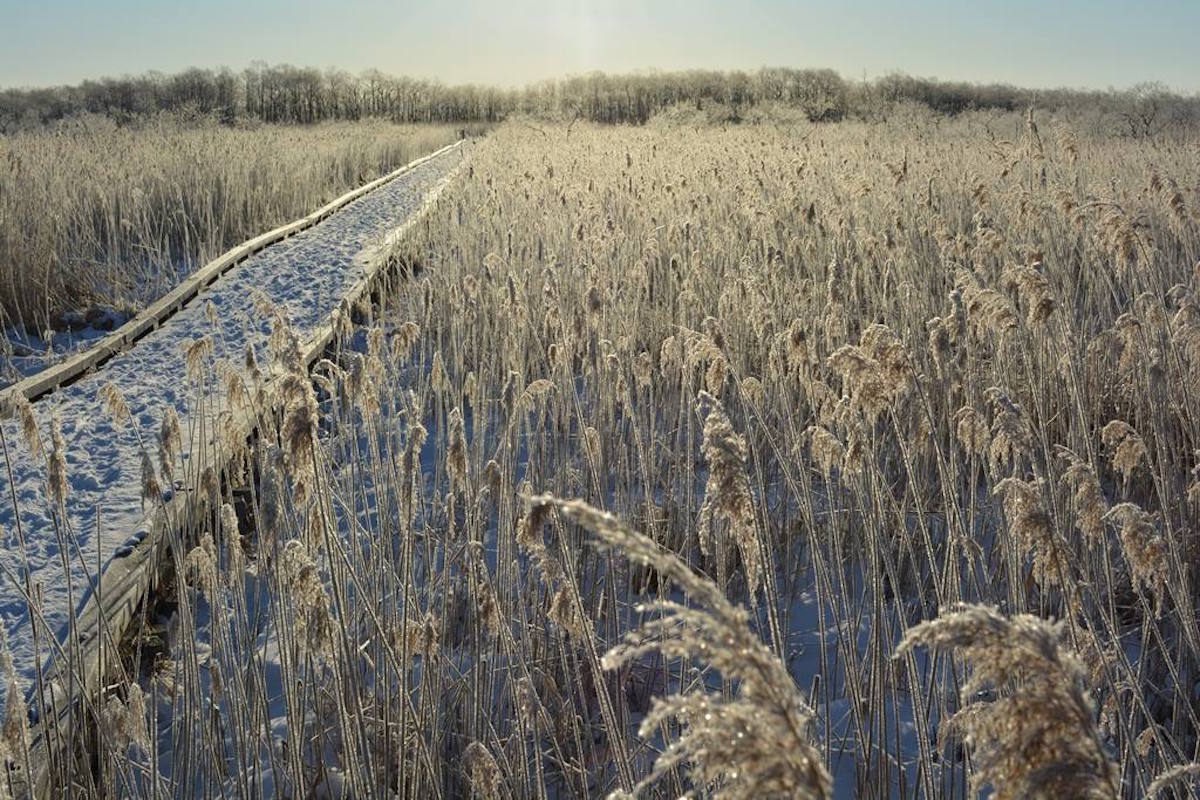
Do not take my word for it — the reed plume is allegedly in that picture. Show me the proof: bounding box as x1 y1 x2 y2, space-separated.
531 495 830 799
897 604 1118 800
697 390 762 596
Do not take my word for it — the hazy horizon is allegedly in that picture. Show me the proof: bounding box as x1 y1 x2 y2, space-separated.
2 0 1199 94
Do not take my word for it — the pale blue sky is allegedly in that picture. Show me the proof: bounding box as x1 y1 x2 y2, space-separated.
2 0 1197 92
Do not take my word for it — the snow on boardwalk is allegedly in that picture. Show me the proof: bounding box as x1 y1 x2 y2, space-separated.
0 143 465 688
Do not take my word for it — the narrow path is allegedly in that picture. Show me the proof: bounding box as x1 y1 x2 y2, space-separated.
0 143 465 687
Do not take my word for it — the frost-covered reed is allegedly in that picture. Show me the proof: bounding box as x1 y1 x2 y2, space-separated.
7 112 1200 798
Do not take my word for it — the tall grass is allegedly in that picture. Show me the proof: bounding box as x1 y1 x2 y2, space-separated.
4 113 1200 798
0 115 464 333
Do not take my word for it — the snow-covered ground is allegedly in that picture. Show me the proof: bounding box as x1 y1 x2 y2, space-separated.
0 143 465 694
1 307 132 387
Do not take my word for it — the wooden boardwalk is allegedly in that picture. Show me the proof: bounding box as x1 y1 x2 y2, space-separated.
3 140 467 798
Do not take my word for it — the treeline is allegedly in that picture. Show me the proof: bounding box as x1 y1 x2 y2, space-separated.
2 63 1197 133
0 64 511 129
